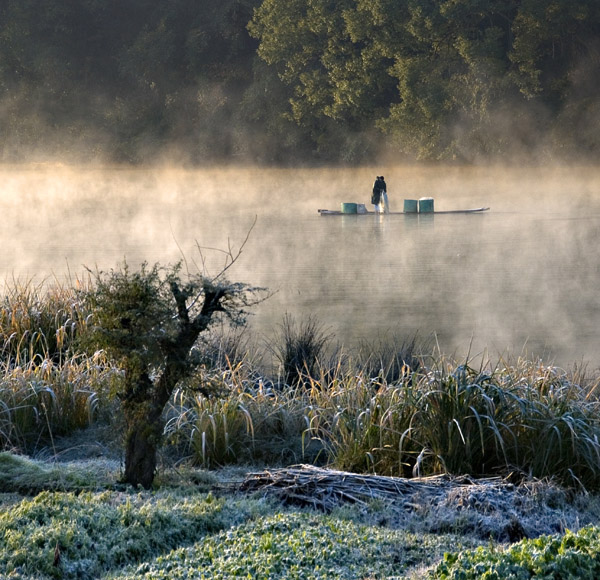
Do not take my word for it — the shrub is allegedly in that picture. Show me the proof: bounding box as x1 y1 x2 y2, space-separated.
79 259 264 488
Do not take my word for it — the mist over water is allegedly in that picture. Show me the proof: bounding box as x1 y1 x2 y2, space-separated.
2 164 600 369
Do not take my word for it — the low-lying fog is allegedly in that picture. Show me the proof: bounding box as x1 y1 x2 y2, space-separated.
2 164 599 369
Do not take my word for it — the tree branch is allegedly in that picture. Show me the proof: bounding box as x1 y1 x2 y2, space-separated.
170 281 190 324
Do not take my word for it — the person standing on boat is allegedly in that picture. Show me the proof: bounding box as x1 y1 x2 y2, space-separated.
372 175 388 213
372 176 383 213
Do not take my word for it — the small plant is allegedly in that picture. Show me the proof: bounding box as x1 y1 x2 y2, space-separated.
305 368 419 475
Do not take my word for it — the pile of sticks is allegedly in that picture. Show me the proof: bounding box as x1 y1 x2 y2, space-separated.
239 464 503 513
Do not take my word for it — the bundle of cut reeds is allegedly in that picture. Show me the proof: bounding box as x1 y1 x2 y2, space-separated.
239 464 509 513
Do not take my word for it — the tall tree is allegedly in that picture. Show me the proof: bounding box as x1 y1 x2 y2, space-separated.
511 0 600 103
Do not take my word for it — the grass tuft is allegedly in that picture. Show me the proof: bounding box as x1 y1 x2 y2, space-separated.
270 313 333 387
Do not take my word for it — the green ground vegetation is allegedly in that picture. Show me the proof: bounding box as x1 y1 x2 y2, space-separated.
2 457 600 579
0 459 482 580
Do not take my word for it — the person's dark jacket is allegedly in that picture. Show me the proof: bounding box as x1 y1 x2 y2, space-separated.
372 178 382 205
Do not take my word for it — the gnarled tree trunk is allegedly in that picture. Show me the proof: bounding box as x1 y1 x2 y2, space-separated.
120 283 227 488
123 415 162 489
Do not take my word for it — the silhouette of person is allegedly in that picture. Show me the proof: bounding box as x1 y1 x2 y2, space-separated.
372 176 388 213
372 176 382 212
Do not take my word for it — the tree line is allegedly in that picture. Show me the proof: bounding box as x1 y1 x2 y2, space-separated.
1 0 599 164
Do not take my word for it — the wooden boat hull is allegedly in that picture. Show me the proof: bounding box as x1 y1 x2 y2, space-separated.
318 207 490 216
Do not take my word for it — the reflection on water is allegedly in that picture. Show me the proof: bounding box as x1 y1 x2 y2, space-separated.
2 164 600 368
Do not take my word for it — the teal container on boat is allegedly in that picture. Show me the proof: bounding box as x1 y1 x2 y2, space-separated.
419 197 434 213
404 199 418 213
341 202 358 214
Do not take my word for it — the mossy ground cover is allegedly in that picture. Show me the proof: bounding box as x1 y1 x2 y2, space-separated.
3 457 600 580
0 483 258 579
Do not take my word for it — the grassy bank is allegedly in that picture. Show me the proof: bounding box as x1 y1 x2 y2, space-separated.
2 278 600 577
2 277 600 489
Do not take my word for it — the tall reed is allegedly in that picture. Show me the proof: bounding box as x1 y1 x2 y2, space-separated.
0 276 89 365
161 347 600 489
304 355 600 488
0 275 116 453
0 353 119 452
2 276 600 490
164 359 312 467
493 358 600 488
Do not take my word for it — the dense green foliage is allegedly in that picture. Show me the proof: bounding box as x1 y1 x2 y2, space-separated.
250 0 600 161
0 481 481 580
0 488 250 579
430 526 600 579
1 0 599 163
0 0 264 163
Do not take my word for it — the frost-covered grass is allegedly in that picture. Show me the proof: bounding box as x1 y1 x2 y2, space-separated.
111 512 476 580
0 478 480 580
168 355 600 490
0 452 117 494
0 485 258 580
3 457 600 579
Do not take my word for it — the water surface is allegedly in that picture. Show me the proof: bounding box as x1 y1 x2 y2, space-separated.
2 164 599 368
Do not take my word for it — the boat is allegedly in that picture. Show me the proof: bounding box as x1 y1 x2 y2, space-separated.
318 207 490 216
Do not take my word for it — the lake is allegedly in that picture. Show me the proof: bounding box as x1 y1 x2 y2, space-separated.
2 163 600 369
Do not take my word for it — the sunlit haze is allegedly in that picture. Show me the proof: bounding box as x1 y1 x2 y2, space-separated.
2 163 599 368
